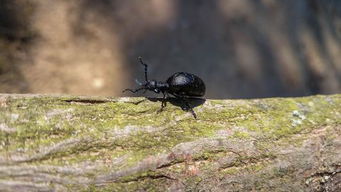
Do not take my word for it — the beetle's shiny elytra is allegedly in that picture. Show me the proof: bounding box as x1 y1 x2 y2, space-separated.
123 57 206 118
166 72 205 97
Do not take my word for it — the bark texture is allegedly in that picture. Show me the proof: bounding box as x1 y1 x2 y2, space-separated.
0 94 340 191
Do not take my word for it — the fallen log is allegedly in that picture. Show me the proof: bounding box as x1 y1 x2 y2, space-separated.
0 94 340 191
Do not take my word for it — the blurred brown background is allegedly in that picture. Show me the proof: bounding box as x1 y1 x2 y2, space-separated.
0 0 340 99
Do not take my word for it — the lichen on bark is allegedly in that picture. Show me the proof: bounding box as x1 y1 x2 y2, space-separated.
0 94 340 191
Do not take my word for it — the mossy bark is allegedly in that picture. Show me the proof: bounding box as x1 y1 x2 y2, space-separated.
0 94 340 191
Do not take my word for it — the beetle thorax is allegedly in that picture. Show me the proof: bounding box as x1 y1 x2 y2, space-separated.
145 80 169 93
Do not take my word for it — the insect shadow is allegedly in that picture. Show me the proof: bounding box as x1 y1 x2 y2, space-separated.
129 97 206 118
149 97 206 117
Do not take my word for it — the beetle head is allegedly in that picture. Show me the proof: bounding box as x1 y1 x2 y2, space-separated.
145 80 160 93
135 79 160 93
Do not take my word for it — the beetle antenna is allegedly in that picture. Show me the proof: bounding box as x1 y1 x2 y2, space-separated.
122 87 146 93
138 57 148 82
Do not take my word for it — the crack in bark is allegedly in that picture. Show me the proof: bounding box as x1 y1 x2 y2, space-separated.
0 137 93 165
93 138 258 185
119 173 179 184
0 125 164 165
0 180 54 192
63 99 112 104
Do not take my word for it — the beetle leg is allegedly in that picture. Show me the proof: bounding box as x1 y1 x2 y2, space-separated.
122 88 145 93
157 92 167 113
162 92 168 107
179 97 197 119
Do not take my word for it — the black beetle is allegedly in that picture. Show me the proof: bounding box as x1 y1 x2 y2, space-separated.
123 57 206 118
